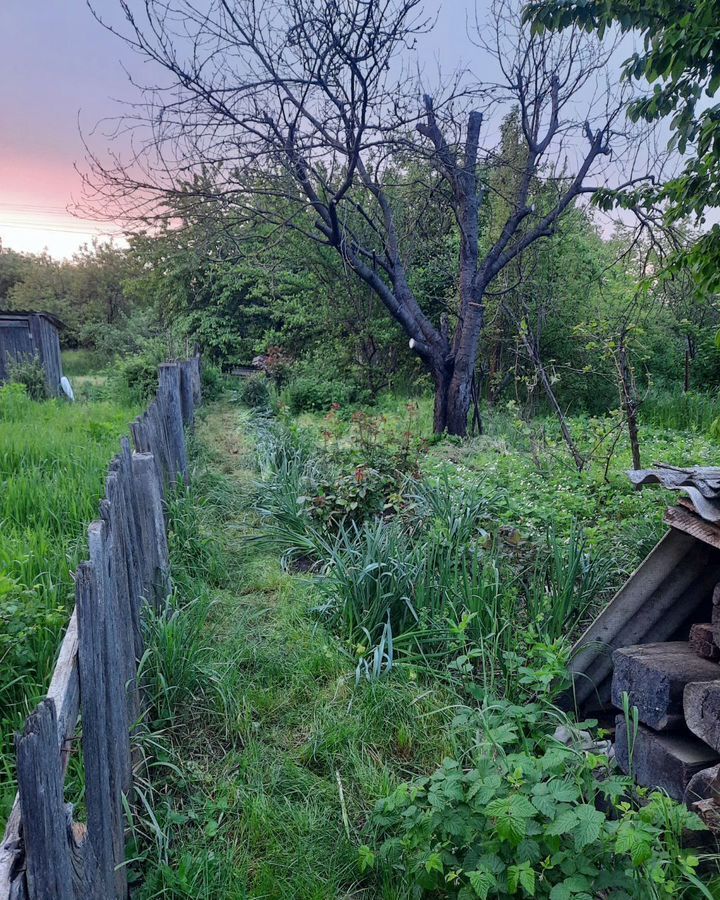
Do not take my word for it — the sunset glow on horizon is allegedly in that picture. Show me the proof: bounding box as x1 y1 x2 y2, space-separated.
1 4 133 260
0 156 125 259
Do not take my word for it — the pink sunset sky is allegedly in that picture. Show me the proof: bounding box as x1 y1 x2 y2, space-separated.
0 3 644 260
0 3 134 258
0 3 502 260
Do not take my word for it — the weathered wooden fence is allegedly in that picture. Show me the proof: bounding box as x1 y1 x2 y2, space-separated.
0 357 202 900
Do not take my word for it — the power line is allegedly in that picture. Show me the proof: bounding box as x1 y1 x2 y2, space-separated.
0 220 120 235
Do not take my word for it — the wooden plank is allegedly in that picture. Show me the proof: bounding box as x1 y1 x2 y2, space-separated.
15 700 75 900
664 504 720 551
132 452 170 610
63 811 103 900
190 355 202 407
158 363 188 484
76 563 116 897
88 519 131 888
179 360 195 427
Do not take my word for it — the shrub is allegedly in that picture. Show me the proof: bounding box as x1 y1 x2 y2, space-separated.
239 372 271 408
7 356 48 401
283 375 354 414
112 351 164 404
369 698 717 898
200 361 224 401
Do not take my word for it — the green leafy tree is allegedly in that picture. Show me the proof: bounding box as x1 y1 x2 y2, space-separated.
526 0 720 290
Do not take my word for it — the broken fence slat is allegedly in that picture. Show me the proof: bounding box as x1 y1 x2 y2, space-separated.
15 701 75 900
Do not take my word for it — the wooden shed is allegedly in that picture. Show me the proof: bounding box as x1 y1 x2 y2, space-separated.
0 310 65 397
570 466 720 813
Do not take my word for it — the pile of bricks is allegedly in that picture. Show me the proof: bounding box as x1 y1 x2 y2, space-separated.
611 586 720 819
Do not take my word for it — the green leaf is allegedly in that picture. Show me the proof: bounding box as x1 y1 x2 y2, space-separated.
507 861 536 896
573 804 605 850
425 852 444 875
468 867 497 899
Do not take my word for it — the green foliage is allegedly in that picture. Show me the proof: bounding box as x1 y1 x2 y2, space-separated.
134 402 456 898
131 400 720 899
250 416 610 690
371 699 716 897
642 387 720 432
526 0 720 292
238 372 271 408
282 374 356 414
5 241 140 346
6 355 49 401
110 340 184 404
61 349 106 376
200 362 224 402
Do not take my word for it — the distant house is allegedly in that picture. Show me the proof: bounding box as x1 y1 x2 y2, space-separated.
0 310 65 397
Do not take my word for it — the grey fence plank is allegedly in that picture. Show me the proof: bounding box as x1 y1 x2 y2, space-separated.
190 355 202 407
88 520 130 894
105 473 144 675
76 563 115 898
132 452 170 610
15 702 74 900
158 363 188 484
63 810 103 900
179 360 195 427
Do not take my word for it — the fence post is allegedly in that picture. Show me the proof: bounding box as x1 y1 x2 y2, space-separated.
15 701 74 900
88 520 130 897
158 363 188 485
131 452 171 610
179 360 195 428
76 563 116 898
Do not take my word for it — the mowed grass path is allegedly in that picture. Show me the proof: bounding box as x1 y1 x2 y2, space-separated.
138 401 454 899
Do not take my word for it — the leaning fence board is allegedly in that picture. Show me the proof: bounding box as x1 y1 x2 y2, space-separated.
1 358 200 900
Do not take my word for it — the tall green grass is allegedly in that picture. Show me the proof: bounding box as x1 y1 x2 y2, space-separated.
61 348 107 376
0 383 137 819
641 387 719 432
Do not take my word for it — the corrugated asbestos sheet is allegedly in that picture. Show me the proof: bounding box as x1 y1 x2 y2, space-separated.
569 523 720 710
629 465 720 521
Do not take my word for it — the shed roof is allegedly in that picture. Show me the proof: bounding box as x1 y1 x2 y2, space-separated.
629 464 720 522
0 310 66 331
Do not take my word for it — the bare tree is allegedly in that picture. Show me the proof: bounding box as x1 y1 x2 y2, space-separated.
82 0 652 435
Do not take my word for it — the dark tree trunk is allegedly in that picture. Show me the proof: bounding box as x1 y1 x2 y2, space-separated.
618 336 641 472
446 369 473 436
433 367 451 434
431 361 474 436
